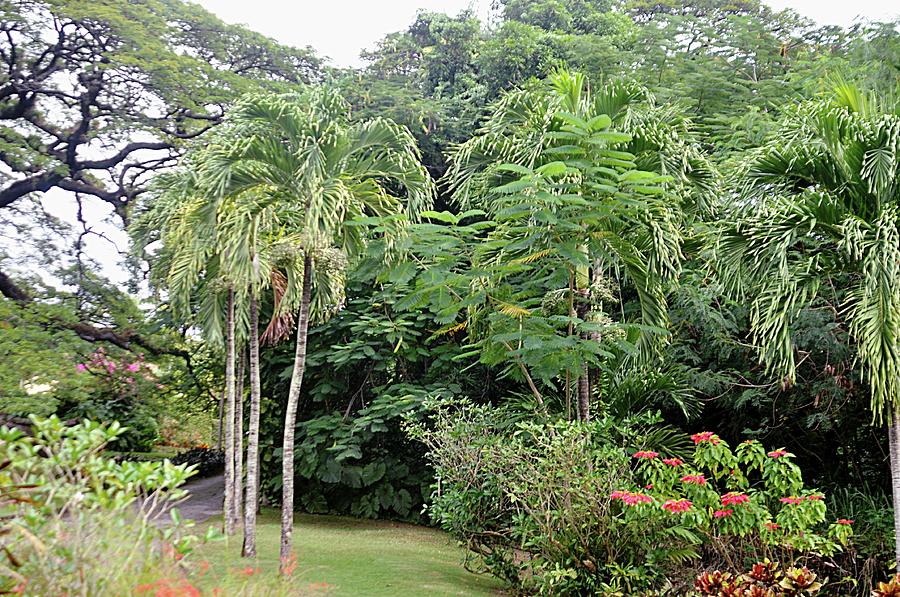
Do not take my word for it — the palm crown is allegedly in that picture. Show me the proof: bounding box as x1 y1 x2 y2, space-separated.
718 83 900 422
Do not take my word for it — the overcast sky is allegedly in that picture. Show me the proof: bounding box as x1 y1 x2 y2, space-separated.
194 0 899 68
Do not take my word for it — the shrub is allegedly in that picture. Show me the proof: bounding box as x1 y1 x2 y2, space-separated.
410 400 692 594
0 416 205 596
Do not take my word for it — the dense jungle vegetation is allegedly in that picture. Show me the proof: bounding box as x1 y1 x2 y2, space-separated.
2 0 900 594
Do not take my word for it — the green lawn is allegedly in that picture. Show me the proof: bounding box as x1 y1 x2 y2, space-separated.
195 510 503 596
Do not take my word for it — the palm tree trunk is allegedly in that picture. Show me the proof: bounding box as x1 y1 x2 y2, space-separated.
234 346 245 529
577 363 590 423
280 253 313 572
223 287 237 536
216 390 224 451
889 409 900 568
243 292 262 557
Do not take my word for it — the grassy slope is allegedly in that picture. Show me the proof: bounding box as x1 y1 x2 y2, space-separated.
196 510 502 596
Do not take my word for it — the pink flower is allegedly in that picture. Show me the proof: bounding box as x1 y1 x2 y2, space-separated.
633 450 659 460
610 490 652 506
662 458 683 467
662 499 692 513
76 363 87 372
127 363 140 372
713 509 733 518
767 449 789 458
691 431 720 445
721 492 749 506
126 377 135 384
806 494 824 501
780 496 803 505
107 362 116 372
680 474 706 485
836 519 854 525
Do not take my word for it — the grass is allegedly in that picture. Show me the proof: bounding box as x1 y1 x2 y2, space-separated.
194 510 503 596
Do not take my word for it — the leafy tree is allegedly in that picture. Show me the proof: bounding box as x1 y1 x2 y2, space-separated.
716 83 900 565
408 71 685 421
0 0 318 217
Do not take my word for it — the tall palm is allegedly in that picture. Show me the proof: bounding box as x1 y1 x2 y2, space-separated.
203 87 433 569
131 165 246 536
445 71 693 421
213 191 285 555
715 83 900 565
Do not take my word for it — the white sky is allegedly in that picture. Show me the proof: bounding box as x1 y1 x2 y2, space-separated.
193 0 899 68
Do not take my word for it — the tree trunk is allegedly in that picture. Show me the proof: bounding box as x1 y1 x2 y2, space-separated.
243 292 262 557
280 254 313 572
574 291 591 423
223 287 237 536
234 346 245 529
216 390 224 451
889 409 900 568
577 363 590 423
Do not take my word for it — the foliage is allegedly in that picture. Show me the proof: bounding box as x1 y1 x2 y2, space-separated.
411 400 857 594
0 416 207 595
693 561 825 596
0 0 319 219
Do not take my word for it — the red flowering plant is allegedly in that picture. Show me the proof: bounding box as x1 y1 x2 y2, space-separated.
609 432 852 569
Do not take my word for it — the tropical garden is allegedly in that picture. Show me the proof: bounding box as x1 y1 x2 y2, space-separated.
2 0 900 595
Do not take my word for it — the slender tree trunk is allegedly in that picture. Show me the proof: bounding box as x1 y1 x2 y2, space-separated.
888 409 900 568
216 390 224 451
280 254 313 572
223 287 237 536
574 291 591 423
577 362 590 423
243 292 262 557
234 346 245 529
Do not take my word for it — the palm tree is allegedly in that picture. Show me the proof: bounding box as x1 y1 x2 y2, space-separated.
130 165 245 536
203 87 433 570
715 83 900 565
445 71 694 421
213 190 287 557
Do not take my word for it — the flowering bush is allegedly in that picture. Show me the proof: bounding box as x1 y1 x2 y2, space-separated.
610 431 853 583
68 348 165 450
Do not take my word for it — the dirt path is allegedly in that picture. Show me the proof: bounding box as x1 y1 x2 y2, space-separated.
151 473 224 525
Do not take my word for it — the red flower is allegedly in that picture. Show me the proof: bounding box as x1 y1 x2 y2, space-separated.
691 431 720 445
764 522 780 531
806 494 824 501
662 457 683 467
767 449 789 458
680 474 706 485
780 496 803 505
662 499 692 513
633 450 659 459
611 490 652 506
721 492 749 506
713 509 733 518
836 519 854 525
235 566 261 577
281 552 299 576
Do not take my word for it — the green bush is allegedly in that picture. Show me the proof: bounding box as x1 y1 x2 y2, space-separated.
0 416 206 595
410 401 666 593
